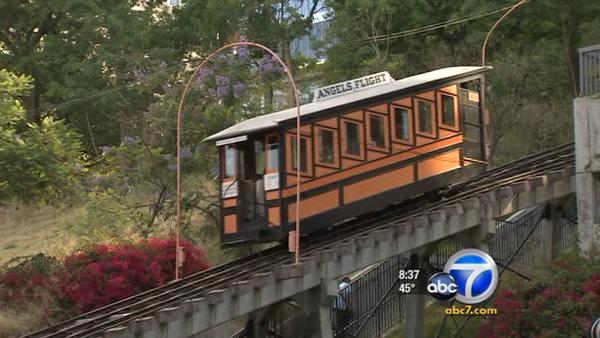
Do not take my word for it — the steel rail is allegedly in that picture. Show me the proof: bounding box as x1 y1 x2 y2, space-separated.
21 143 574 338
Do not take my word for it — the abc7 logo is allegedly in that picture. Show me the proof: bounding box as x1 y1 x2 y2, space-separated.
427 249 498 304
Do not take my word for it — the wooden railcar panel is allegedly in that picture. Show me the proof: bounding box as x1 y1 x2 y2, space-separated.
223 198 236 208
224 215 237 234
266 191 280 200
343 165 415 204
281 134 463 197
367 103 388 114
342 158 363 169
315 117 339 129
393 97 412 107
344 111 364 121
416 91 435 101
287 189 340 222
417 149 461 180
439 85 458 95
268 207 280 226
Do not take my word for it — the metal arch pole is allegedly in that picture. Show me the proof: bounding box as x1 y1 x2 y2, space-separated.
176 42 302 280
480 0 529 165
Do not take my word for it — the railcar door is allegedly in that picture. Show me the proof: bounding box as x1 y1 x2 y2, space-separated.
237 138 267 231
459 87 484 161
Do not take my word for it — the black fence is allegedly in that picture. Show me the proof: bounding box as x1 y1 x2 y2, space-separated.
579 44 600 96
330 205 578 338
232 203 578 338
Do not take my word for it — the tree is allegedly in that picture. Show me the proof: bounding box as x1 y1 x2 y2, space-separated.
0 69 83 204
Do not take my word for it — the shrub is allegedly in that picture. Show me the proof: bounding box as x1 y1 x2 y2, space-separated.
0 238 210 320
478 252 600 337
57 238 210 314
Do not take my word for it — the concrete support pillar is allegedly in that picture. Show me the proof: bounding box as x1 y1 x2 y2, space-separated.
404 249 430 338
293 282 336 338
574 97 600 256
244 307 270 338
539 203 563 264
456 222 493 251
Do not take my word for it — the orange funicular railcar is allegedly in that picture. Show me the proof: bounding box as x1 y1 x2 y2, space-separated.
204 66 491 246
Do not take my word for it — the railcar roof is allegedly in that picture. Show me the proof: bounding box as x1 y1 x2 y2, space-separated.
204 66 491 142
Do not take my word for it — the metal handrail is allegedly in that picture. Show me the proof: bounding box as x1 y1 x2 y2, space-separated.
579 44 600 96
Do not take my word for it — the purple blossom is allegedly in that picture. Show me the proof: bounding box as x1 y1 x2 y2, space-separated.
258 54 284 76
233 82 247 98
180 146 192 159
210 166 220 177
235 45 249 60
195 68 213 86
215 75 230 98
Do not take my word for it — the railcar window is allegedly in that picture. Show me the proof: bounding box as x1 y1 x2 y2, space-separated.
417 100 433 134
345 121 360 156
369 115 385 148
224 145 236 178
319 129 335 164
255 140 265 174
266 135 279 170
291 137 308 173
394 107 410 140
441 94 456 127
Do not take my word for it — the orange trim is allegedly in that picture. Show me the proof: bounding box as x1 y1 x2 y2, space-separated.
392 97 412 107
439 85 458 95
344 111 364 121
416 91 435 101
266 190 280 200
366 103 388 114
282 134 463 197
344 165 414 204
268 207 280 226
315 117 338 129
224 215 237 234
223 198 237 208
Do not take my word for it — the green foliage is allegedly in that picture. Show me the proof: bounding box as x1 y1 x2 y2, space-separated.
0 69 83 204
479 251 600 337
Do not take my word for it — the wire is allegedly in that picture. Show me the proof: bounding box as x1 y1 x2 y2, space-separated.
23 2 518 118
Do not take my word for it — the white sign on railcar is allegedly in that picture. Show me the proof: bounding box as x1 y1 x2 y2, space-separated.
312 72 394 102
216 135 248 146
221 181 238 198
263 172 279 191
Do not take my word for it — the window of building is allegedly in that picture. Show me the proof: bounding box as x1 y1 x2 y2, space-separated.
291 137 308 173
318 128 335 164
344 121 361 156
417 100 434 135
440 94 457 128
393 107 411 141
224 145 236 178
254 140 265 175
368 114 386 148
266 135 279 171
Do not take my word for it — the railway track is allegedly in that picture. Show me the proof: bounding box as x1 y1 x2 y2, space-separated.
21 143 575 338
